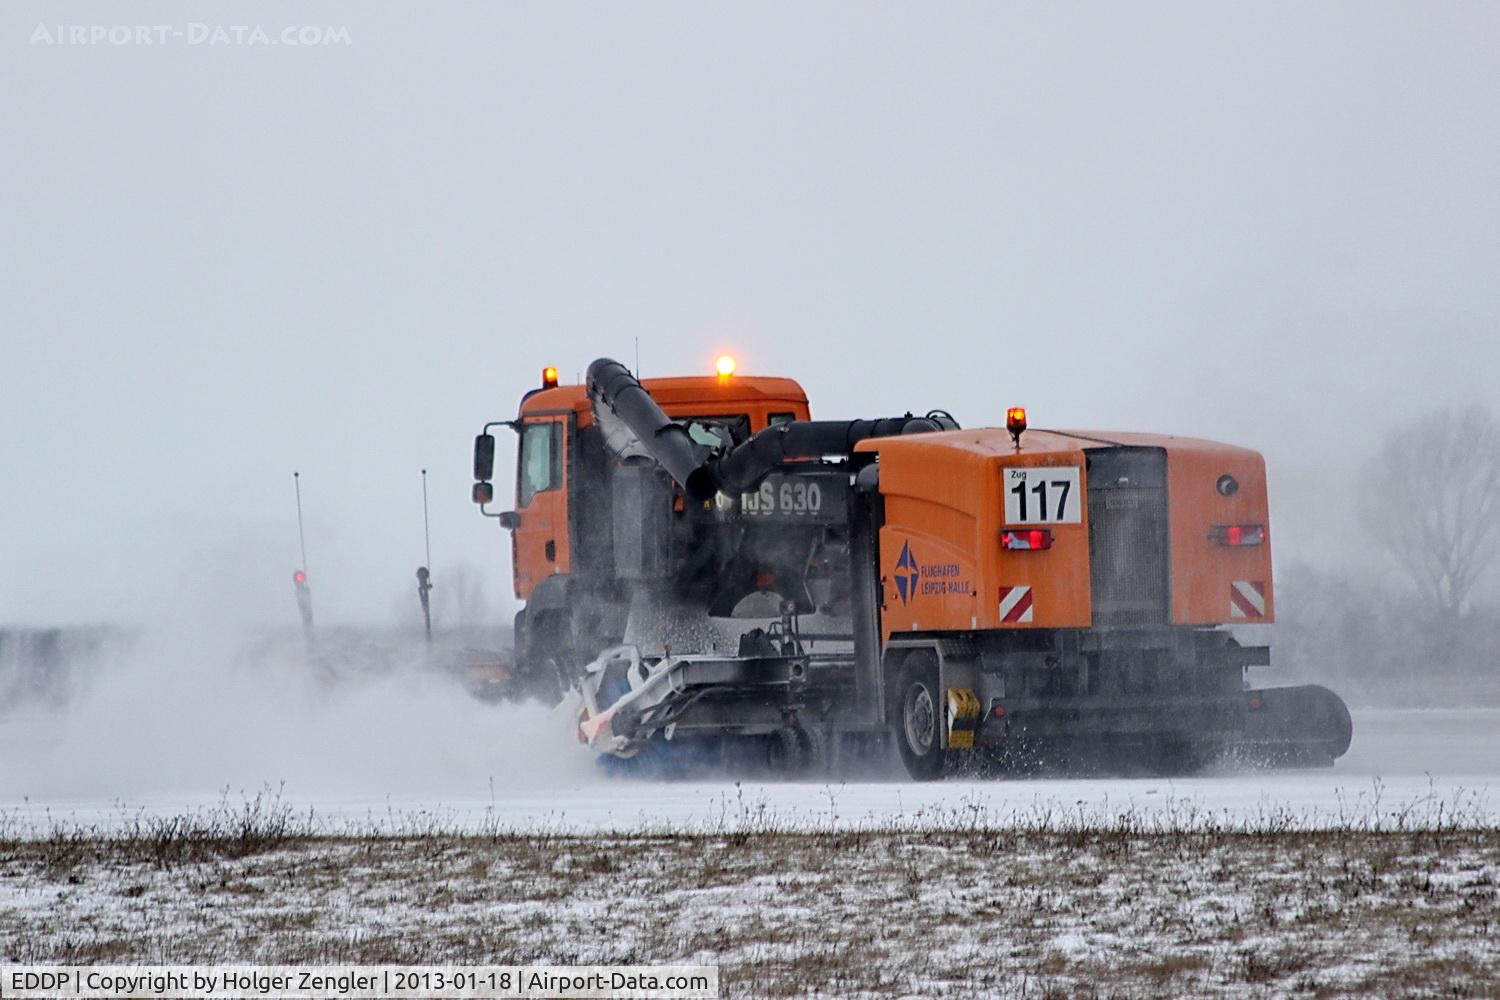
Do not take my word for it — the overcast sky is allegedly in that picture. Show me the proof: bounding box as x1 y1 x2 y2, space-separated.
2 2 1497 628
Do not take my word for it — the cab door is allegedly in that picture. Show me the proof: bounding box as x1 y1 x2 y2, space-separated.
512 415 572 600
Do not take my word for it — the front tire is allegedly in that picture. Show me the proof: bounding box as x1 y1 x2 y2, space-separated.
518 610 572 705
893 653 947 781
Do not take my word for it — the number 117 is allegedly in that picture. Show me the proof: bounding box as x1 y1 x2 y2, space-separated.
1011 478 1071 521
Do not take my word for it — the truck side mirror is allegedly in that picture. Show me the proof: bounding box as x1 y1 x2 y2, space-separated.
498 511 521 530
474 434 496 482
472 481 494 505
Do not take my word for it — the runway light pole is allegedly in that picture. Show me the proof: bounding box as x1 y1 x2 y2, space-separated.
417 469 433 643
292 472 314 641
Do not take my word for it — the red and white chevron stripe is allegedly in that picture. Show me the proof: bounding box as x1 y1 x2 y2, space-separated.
1229 580 1266 619
998 585 1034 623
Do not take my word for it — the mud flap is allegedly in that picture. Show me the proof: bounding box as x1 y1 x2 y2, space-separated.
945 688 981 750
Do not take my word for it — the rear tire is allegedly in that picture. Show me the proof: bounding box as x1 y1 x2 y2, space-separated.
893 652 947 781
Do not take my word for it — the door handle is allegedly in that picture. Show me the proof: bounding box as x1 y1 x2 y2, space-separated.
545 540 556 562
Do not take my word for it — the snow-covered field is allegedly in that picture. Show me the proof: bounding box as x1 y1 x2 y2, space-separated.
3 822 1496 996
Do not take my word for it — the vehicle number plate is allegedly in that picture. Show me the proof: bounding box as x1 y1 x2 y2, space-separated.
741 473 845 521
1004 466 1083 525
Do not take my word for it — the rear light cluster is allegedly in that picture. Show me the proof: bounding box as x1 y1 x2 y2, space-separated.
1001 529 1053 551
1211 524 1265 547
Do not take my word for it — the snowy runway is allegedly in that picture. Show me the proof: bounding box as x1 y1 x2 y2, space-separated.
5 708 1496 836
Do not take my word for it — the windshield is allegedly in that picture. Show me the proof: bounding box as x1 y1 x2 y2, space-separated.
676 415 750 452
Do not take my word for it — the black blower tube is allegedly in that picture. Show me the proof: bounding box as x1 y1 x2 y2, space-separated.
586 357 952 500
586 358 715 497
706 417 941 496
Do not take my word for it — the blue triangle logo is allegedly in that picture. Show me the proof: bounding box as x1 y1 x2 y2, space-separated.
894 541 919 606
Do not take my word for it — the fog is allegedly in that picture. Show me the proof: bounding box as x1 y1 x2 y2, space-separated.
2 4 1498 632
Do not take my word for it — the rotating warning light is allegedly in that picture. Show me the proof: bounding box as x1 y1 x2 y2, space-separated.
715 354 736 378
541 366 559 389
1006 406 1027 449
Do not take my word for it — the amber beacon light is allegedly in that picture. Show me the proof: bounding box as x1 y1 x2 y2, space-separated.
715 354 737 379
541 366 559 389
1006 406 1028 449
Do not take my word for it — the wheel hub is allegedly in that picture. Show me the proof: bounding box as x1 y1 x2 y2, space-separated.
904 683 935 754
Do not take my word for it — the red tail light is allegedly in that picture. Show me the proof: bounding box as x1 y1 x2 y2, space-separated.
1211 524 1265 547
1001 529 1053 551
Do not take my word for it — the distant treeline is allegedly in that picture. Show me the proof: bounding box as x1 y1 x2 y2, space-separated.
0 626 132 714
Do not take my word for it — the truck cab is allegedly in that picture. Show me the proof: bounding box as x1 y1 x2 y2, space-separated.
474 362 811 696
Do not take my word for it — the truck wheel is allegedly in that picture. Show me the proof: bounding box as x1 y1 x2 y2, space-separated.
893 653 947 781
520 611 572 705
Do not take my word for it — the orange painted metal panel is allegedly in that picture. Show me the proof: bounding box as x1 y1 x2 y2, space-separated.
1164 441 1274 624
865 430 1094 636
1057 431 1274 625
859 427 1274 636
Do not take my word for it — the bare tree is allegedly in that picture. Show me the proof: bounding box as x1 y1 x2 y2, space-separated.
1357 405 1500 621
